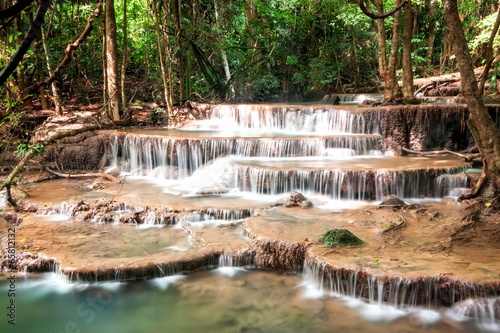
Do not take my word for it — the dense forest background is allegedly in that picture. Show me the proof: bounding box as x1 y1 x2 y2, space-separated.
1 0 500 116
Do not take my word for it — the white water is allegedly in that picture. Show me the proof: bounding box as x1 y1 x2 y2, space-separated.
106 105 469 203
301 260 499 331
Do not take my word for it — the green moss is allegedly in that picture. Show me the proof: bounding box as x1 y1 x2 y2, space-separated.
319 229 363 247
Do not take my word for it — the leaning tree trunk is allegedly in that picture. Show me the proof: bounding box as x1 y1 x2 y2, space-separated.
443 0 500 197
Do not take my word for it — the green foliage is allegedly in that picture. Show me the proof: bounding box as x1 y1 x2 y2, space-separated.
0 0 491 104
251 74 281 101
319 229 363 247
490 64 500 90
16 143 45 158
469 12 500 57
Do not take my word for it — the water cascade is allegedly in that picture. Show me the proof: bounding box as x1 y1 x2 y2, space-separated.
107 104 469 201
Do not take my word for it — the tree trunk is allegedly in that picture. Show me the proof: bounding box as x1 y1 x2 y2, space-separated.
41 6 62 115
151 0 173 116
214 0 234 100
105 0 120 121
443 0 500 196
120 0 128 110
172 0 184 102
387 0 402 102
374 1 388 93
426 0 437 67
402 0 414 100
0 0 51 87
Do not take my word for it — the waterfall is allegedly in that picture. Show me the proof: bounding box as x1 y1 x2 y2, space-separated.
302 258 500 327
209 105 368 133
435 173 469 198
105 104 470 201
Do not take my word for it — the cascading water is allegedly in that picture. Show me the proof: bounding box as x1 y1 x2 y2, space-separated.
302 259 499 330
106 104 469 201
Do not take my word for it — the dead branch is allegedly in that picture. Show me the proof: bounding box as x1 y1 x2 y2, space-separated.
45 167 119 183
401 147 481 161
413 78 459 96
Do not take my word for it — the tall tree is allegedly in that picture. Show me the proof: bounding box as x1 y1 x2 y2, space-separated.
443 0 500 199
120 0 128 110
172 0 185 101
426 0 437 67
354 0 408 103
402 0 415 101
105 0 120 121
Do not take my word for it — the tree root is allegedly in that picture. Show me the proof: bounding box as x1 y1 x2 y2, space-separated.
381 214 407 236
450 211 480 241
458 164 488 201
45 167 120 183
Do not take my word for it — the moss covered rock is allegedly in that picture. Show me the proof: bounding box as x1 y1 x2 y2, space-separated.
319 229 363 247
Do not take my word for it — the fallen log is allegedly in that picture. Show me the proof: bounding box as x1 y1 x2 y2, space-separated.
401 147 481 162
45 167 120 183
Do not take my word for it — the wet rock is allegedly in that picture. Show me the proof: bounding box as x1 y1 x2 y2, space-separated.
300 200 313 209
378 195 406 209
195 187 229 195
283 191 313 208
441 197 458 205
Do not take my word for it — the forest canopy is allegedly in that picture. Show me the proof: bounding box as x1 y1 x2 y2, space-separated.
1 0 500 112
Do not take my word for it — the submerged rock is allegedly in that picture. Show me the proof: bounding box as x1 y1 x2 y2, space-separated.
319 229 363 247
452 298 500 320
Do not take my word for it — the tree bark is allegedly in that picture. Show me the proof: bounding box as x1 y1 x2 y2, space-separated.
41 6 62 115
172 0 185 101
105 0 120 121
120 0 128 110
214 0 234 100
387 0 403 102
374 1 387 88
426 0 437 67
151 0 173 117
443 0 500 197
402 0 414 100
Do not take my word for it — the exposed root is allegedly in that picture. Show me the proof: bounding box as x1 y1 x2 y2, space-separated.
450 211 480 241
45 167 120 183
458 165 488 201
381 214 407 236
